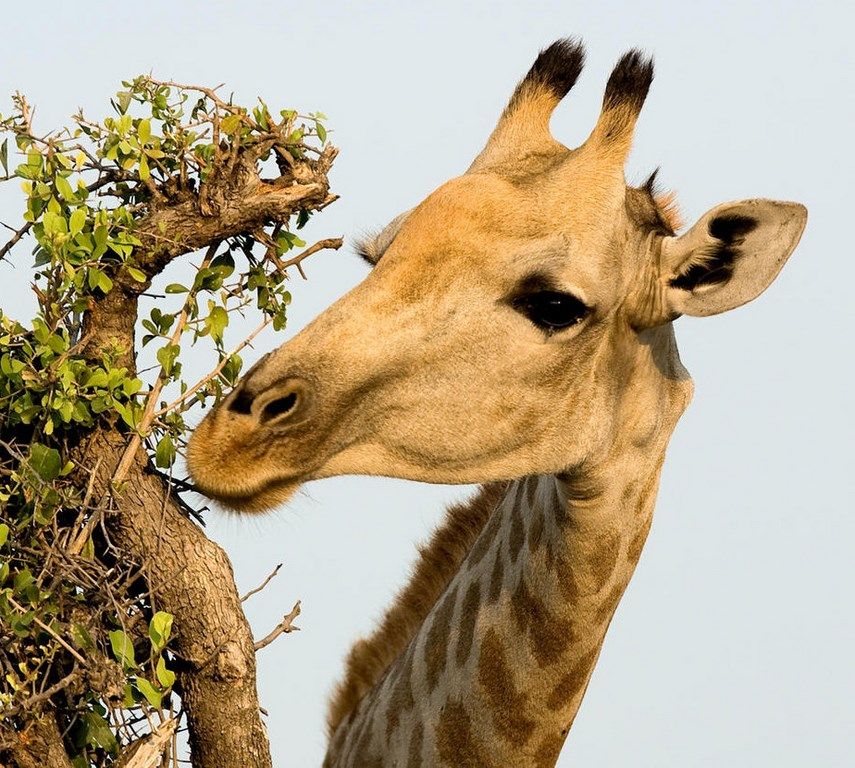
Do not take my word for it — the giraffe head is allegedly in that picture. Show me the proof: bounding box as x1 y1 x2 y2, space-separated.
187 40 806 512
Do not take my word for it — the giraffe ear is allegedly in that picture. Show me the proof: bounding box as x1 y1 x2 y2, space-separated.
660 199 807 317
354 209 413 266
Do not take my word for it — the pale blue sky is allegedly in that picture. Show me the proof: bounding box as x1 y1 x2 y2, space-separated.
1 2 852 765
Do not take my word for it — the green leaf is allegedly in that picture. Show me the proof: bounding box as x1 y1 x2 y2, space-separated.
156 656 176 688
88 267 113 293
108 629 137 669
69 207 86 235
136 677 162 708
154 435 176 468
149 611 174 653
220 113 243 135
156 344 180 377
206 305 228 341
316 121 327 143
0 524 8 547
138 153 150 181
115 91 132 115
42 210 67 235
0 138 8 176
93 224 108 249
29 443 62 482
164 283 188 294
137 118 151 144
83 712 118 753
54 174 75 202
71 623 95 651
126 266 146 283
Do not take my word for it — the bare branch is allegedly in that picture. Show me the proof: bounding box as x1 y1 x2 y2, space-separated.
240 563 282 603
270 236 344 280
0 220 33 262
153 315 273 418
0 671 77 719
116 717 177 768
254 600 301 651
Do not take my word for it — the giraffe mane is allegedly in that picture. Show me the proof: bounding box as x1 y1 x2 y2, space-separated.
326 482 509 736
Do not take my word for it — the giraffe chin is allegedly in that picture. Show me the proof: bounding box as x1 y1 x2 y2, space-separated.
197 475 303 515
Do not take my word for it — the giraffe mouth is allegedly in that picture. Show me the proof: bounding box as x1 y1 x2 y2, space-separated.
192 472 303 515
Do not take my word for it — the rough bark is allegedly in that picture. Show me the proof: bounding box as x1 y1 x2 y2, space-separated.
4 715 74 768
75 429 273 768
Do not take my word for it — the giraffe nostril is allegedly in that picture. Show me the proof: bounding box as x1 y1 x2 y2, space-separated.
259 392 299 424
228 386 255 415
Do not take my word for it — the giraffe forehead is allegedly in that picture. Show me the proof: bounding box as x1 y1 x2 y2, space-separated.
381 173 632 293
408 171 627 241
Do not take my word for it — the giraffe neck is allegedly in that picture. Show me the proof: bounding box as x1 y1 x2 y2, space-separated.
324 445 671 768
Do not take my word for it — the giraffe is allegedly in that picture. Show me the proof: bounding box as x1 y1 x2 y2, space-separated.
187 39 807 767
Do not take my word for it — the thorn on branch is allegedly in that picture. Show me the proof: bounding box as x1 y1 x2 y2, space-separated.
0 220 33 262
254 600 301 651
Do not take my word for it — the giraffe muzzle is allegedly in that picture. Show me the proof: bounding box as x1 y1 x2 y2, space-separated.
226 375 314 428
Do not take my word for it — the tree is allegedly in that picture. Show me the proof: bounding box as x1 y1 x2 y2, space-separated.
0 76 339 767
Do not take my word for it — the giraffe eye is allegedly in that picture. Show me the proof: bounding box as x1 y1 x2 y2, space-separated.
512 290 590 331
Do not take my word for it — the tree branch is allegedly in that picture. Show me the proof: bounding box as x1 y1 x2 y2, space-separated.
75 429 274 768
254 601 301 651
241 563 282 603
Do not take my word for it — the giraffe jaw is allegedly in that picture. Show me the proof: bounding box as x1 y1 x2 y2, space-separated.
191 471 303 514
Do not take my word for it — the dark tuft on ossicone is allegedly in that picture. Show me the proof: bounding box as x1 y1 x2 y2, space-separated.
512 38 586 105
603 49 654 113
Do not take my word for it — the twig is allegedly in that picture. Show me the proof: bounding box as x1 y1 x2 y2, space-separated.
0 670 77 717
5 595 87 665
109 243 219 488
273 236 343 280
253 600 301 651
240 564 282 603
0 220 33 262
152 315 272 418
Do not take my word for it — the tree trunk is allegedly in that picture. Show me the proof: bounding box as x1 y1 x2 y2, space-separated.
76 428 272 768
6 715 74 768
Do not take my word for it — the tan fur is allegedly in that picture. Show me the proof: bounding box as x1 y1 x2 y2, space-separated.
654 189 683 232
326 482 508 735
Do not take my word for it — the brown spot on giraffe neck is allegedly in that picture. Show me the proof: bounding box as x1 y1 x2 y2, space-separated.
384 643 416 742
477 627 536 745
525 475 540 508
594 581 626 626
456 582 482 666
533 729 569 768
508 501 526 562
467 496 505 567
511 577 575 667
627 516 653 565
348 701 382 768
546 645 600 711
528 506 545 553
487 546 504 604
424 583 459 692
406 720 423 768
436 699 498 768
588 528 623 590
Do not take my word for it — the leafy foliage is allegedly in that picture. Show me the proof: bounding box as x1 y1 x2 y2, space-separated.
0 77 336 765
